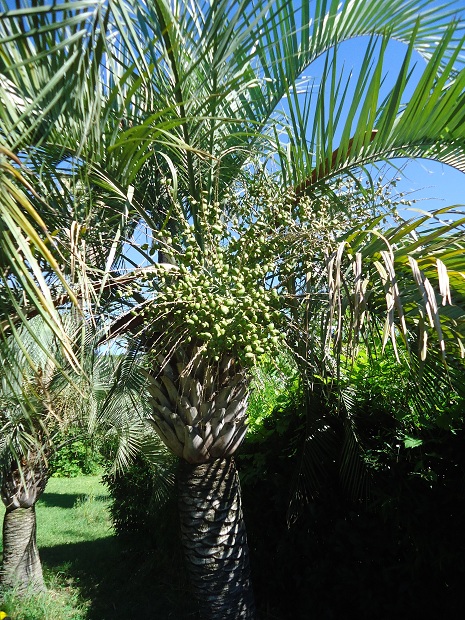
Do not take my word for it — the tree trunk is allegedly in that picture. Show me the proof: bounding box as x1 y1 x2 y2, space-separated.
1 456 48 593
178 457 256 620
147 344 256 617
1 505 45 593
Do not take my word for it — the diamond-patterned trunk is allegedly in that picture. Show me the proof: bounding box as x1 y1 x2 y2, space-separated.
178 458 255 619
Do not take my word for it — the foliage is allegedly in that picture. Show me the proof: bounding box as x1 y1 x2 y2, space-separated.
0 148 79 356
246 354 298 436
238 349 465 618
238 375 305 487
347 347 465 483
102 451 177 543
49 430 103 478
349 348 412 419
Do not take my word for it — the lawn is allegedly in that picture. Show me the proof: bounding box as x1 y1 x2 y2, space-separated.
0 476 198 620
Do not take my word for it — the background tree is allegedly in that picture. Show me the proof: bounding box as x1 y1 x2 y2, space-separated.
0 316 81 592
0 315 113 593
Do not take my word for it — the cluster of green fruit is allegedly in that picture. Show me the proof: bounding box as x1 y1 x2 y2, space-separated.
134 179 343 364
142 249 285 365
133 171 410 366
138 191 291 364
135 180 359 363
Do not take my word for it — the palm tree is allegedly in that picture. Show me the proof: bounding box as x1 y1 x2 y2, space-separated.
0 319 172 595
2 1 465 617
0 316 77 592
0 315 120 593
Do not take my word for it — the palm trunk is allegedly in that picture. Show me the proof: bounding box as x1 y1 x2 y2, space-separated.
178 457 255 620
1 457 48 593
1 505 44 593
147 344 256 618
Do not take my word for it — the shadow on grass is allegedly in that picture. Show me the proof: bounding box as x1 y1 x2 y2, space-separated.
38 493 108 509
40 536 199 620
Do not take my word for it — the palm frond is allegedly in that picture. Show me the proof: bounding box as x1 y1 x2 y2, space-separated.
324 211 465 364
277 23 465 194
0 148 82 363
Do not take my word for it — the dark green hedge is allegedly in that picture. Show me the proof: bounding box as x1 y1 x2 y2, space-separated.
237 382 465 619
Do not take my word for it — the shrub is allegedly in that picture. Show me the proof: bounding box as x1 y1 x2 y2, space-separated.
49 431 103 478
237 353 465 619
102 452 177 545
246 354 298 436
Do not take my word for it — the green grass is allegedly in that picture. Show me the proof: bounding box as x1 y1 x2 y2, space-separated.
0 476 197 620
37 476 113 547
0 578 88 620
